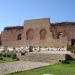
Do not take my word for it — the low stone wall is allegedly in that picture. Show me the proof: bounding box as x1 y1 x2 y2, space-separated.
17 52 66 63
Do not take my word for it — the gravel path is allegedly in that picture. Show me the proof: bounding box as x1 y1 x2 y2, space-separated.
0 61 49 75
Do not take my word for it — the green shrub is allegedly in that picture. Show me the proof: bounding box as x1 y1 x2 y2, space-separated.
11 54 16 59
0 57 3 60
7 54 11 57
59 60 70 64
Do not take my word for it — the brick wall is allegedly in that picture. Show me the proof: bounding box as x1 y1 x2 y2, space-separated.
1 18 75 48
1 26 23 47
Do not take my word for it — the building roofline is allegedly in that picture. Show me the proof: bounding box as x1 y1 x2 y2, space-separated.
4 26 23 31
24 18 50 21
51 22 75 26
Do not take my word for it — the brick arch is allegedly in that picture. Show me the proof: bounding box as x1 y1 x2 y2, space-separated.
40 29 47 40
17 34 22 40
26 29 34 40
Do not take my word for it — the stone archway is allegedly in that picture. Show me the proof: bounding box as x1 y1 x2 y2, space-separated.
40 29 47 40
17 34 22 40
26 29 34 40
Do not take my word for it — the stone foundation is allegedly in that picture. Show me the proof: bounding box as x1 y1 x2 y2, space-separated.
17 52 66 63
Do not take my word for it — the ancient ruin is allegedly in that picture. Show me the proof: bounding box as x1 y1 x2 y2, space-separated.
0 18 75 62
1 18 74 48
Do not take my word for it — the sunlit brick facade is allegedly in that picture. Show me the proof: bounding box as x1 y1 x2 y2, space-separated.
0 18 75 49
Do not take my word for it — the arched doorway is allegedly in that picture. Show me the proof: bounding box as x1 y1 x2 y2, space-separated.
26 29 34 40
17 34 22 40
40 29 47 40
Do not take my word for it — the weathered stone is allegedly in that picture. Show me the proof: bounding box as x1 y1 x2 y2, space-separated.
0 18 69 48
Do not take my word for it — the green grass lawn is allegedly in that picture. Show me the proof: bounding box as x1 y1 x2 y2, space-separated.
0 57 16 63
6 61 75 75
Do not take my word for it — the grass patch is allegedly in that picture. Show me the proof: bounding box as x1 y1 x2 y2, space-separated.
0 57 16 63
6 60 75 75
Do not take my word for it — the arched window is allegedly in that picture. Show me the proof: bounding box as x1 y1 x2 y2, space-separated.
58 32 64 39
40 29 47 40
17 34 22 40
26 29 34 40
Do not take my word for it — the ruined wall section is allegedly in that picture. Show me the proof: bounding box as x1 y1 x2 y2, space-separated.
1 26 23 47
51 23 75 46
0 18 69 48
22 18 52 47
21 18 67 48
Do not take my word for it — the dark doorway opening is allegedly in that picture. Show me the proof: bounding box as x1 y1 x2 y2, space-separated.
71 39 75 46
17 34 22 40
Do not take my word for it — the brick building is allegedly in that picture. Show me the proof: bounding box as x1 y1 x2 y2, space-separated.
0 18 75 49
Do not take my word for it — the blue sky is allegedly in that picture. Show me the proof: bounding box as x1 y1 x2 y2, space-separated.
0 0 75 32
